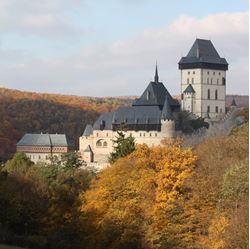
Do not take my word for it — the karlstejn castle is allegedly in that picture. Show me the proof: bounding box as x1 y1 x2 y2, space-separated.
79 38 228 168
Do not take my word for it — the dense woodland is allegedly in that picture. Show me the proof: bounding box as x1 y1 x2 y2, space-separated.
0 120 248 249
0 88 131 161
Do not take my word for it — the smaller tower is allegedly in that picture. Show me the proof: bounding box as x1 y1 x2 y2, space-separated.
161 98 175 138
182 84 195 113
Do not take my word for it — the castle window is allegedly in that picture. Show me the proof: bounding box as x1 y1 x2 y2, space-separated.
208 89 210 99
155 133 157 137
219 72 221 75
210 78 213 84
146 91 151 100
96 140 102 147
96 133 99 137
191 78 194 84
187 78 189 84
215 106 218 113
217 79 219 84
188 71 190 75
213 72 215 75
207 106 210 113
222 77 226 85
143 133 145 137
207 78 209 84
193 71 195 74
106 133 108 137
215 90 218 100
103 141 108 147
140 133 142 137
149 133 152 137
207 71 210 75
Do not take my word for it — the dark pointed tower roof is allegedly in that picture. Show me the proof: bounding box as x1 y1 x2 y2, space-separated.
231 97 237 107
161 98 174 120
183 84 195 94
179 38 228 70
154 63 159 83
132 65 180 107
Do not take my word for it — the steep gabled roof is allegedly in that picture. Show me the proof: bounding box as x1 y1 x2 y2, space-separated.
183 84 195 94
132 82 179 107
179 39 228 70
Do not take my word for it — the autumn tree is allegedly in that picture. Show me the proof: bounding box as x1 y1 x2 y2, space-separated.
81 140 197 249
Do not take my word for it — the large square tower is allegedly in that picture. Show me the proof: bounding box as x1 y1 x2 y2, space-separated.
178 39 228 120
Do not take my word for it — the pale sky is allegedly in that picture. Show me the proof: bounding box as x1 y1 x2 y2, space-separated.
0 0 248 96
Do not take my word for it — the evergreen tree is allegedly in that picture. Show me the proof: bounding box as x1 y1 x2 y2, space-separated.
109 124 135 164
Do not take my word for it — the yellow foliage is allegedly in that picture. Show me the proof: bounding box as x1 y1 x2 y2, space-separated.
200 215 229 249
80 141 198 249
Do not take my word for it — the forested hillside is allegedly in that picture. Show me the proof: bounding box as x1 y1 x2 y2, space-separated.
0 88 131 161
0 123 248 249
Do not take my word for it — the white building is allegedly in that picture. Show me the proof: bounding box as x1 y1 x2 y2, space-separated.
79 66 180 168
16 133 69 163
179 39 228 120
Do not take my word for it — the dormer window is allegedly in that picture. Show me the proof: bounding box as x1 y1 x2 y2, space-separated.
146 91 151 100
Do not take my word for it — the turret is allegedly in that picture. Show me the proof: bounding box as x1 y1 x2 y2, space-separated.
161 98 175 138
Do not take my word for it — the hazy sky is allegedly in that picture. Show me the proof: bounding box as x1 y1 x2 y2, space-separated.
0 0 248 96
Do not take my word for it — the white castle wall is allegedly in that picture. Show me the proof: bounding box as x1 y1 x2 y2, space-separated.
79 119 175 167
181 68 226 119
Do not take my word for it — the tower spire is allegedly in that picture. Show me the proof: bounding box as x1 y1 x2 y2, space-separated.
154 62 159 83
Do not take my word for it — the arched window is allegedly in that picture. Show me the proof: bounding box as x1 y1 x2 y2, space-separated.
215 106 218 113
208 89 210 99
215 90 218 100
96 140 102 147
103 141 108 147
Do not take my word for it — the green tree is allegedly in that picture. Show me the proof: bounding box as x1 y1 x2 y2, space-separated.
108 125 135 163
60 152 84 170
4 152 33 173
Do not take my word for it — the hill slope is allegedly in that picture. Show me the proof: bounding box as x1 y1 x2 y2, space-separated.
0 88 131 161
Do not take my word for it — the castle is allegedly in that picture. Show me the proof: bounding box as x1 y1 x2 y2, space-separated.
78 38 228 168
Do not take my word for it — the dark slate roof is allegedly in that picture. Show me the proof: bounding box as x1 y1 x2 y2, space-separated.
113 106 162 125
90 66 180 131
93 112 114 130
17 133 68 147
84 145 93 152
132 81 179 107
183 84 195 94
179 39 228 70
83 124 93 136
161 98 174 120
